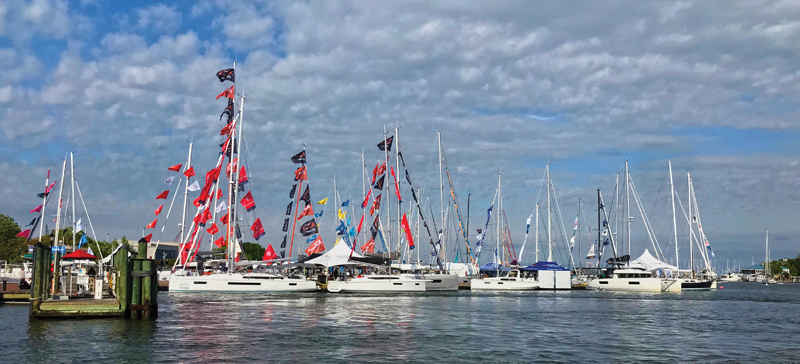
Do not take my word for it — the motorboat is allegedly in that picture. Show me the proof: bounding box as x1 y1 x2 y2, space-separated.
394 263 459 291
587 268 681 292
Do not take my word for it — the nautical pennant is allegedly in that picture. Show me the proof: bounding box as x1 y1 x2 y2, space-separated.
168 164 183 172
184 166 195 178
216 68 235 83
155 205 163 216
216 85 234 100
377 136 394 151
263 244 278 262
164 176 175 185
251 218 266 240
156 190 169 200
291 150 306 164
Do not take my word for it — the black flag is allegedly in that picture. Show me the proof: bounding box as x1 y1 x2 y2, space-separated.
399 151 406 167
220 101 233 122
300 219 319 236
289 184 297 199
282 218 290 232
300 186 310 206
235 224 242 239
373 174 385 190
26 217 38 226
37 192 48 199
405 169 412 185
377 136 394 151
285 201 293 216
280 235 287 248
411 188 419 203
291 150 306 164
216 68 235 82
280 250 285 258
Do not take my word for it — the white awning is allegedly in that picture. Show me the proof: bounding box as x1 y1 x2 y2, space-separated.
305 239 363 267
629 249 677 272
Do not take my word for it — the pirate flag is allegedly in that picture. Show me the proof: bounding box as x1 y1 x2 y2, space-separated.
285 201 294 216
291 150 306 164
373 174 385 190
300 218 319 236
377 135 394 151
280 235 287 248
220 100 233 122
216 68 235 83
300 186 311 206
282 218 290 232
289 184 297 199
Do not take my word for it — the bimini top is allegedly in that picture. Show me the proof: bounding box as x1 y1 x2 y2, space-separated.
521 261 569 271
479 262 510 272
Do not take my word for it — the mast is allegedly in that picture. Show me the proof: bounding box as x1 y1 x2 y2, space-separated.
688 171 693 278
52 157 67 295
395 125 401 256
547 164 552 262
597 189 601 267
38 170 50 245
70 152 76 252
384 126 391 257
496 171 502 271
535 203 539 262
669 161 678 270
180 142 193 246
625 161 630 259
438 131 444 260
765 229 769 278
361 150 366 248
577 199 581 268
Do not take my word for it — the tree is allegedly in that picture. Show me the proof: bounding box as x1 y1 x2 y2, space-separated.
0 215 26 262
241 242 265 261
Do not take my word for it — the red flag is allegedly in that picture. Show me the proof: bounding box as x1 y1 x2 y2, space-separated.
30 205 42 213
263 244 278 262
220 212 229 225
401 213 414 250
214 237 226 248
294 166 307 181
240 191 256 212
45 181 57 193
371 162 379 184
357 214 365 233
238 166 248 185
143 233 152 243
370 194 382 215
193 195 203 207
304 235 325 256
226 158 238 177
377 163 386 177
391 166 402 202
207 223 219 235
193 208 211 227
154 204 163 216
251 217 266 240
220 122 233 136
183 166 195 178
361 189 372 209
146 218 158 229
216 85 234 100
234 253 240 262
168 164 183 172
156 190 169 200
297 204 314 220
361 238 375 254
16 229 31 238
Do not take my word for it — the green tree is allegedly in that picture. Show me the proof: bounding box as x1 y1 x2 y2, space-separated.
241 242 264 261
0 215 27 262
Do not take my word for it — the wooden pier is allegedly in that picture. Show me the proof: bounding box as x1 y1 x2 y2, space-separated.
28 240 158 320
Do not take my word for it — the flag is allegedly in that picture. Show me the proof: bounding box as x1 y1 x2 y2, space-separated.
188 181 200 191
286 201 294 216
76 218 83 232
405 169 412 185
156 190 169 200
220 102 233 121
370 194 382 215
336 220 347 236
315 210 324 218
304 235 325 255
569 236 576 250
289 184 297 199
373 175 385 190
16 230 31 238
349 227 356 237
297 204 314 220
30 205 42 213
356 215 365 233
226 158 238 177
194 208 211 227
280 250 285 258
143 233 152 243
291 150 306 164
263 244 278 261
238 166 248 185
155 205 163 216
216 68 235 82
341 200 349 207
168 164 183 172
300 186 310 206
216 85 234 100
146 218 158 229
45 181 58 194
361 189 372 208
214 237 226 248
240 191 256 212
573 216 579 231
87 246 94 256
219 212 229 225
338 208 346 220
251 218 266 240
184 166 195 178
371 162 379 184
294 166 307 181
377 136 394 151
391 167 401 202
361 238 375 253
282 218 290 232
26 217 37 226
220 122 234 136
78 234 87 249
215 201 227 213
318 197 328 205
300 219 319 236
281 235 287 248
164 176 175 185
207 223 220 235
401 213 415 250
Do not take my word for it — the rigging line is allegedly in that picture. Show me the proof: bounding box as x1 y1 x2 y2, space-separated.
74 180 105 262
550 177 574 267
629 177 664 259
674 192 711 269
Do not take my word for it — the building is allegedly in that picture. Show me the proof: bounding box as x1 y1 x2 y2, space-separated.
741 263 765 280
145 242 180 261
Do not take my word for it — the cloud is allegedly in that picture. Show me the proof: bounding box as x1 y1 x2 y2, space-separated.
135 4 182 34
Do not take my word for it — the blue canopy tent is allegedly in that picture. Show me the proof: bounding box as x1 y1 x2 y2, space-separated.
521 261 569 271
479 262 510 272
522 262 571 289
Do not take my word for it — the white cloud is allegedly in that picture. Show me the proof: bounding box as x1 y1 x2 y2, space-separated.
136 4 182 34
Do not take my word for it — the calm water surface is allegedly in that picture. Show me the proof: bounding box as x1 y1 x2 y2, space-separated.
2 282 800 363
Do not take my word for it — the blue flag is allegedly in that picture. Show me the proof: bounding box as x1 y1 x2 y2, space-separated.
78 234 88 249
341 200 349 207
315 210 324 218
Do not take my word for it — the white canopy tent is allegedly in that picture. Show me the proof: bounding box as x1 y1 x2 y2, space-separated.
629 249 677 272
305 239 363 268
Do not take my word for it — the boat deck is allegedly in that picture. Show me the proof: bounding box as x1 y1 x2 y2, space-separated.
32 298 124 318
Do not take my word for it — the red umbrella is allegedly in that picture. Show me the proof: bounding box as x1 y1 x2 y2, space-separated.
61 250 98 260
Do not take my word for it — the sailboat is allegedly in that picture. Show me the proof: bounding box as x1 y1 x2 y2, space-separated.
763 229 775 285
168 63 317 293
676 168 715 290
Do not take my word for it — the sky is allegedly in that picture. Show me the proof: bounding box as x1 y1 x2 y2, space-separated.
2 0 799 269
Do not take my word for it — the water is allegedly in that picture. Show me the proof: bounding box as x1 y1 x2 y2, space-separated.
2 282 800 363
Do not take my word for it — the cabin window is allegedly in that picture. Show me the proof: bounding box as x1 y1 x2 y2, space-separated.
228 282 261 286
194 281 207 284
393 283 403 286
432 280 442 284
599 281 608 284
289 283 297 286
629 281 640 285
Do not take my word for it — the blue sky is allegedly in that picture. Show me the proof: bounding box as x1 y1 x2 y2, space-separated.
2 0 800 268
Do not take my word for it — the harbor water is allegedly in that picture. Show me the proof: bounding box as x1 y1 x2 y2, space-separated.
2 282 799 363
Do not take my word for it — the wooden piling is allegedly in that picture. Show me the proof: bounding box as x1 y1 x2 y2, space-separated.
141 260 157 319
30 244 44 312
117 244 130 315
131 259 142 319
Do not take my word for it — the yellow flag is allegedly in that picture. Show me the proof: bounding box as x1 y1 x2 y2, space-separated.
318 198 328 205
338 208 346 220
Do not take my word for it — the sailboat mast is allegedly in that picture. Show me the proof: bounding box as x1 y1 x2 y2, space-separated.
38 170 50 243
597 189 601 266
688 171 693 277
496 171 501 275
547 164 552 262
438 131 444 261
535 203 539 262
395 125 401 256
765 229 769 278
577 199 581 268
52 157 67 294
180 142 193 246
384 126 391 257
70 152 76 251
625 161 630 259
669 161 678 269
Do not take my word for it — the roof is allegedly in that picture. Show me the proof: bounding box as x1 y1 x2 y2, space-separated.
62 250 98 260
521 261 569 271
743 264 765 270
305 239 363 267
479 262 510 272
628 249 677 271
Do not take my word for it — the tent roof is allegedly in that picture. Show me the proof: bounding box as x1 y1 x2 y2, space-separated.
521 261 569 271
629 249 676 271
305 239 363 267
479 262 510 272
62 250 98 260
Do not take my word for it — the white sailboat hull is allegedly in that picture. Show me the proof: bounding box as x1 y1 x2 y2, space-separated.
587 277 681 292
401 273 459 291
168 273 319 292
470 277 539 291
326 275 427 293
